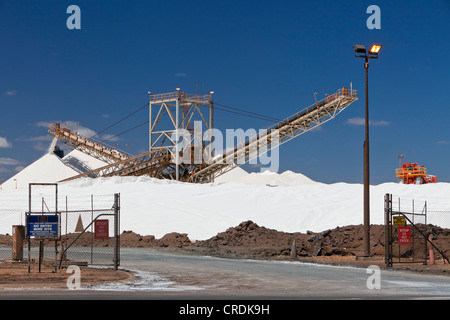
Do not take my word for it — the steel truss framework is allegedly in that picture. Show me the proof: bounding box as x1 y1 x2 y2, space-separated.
149 90 214 181
188 87 358 182
48 123 130 164
50 87 357 183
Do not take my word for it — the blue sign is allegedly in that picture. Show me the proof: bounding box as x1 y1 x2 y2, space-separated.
27 215 59 238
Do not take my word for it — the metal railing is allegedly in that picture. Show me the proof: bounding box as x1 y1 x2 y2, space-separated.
395 167 427 177
150 91 213 103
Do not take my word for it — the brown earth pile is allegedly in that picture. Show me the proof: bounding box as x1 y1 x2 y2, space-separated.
191 221 450 260
190 221 387 259
0 230 192 249
2 221 449 260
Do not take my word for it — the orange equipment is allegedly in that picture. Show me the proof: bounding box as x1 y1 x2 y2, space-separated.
396 162 437 184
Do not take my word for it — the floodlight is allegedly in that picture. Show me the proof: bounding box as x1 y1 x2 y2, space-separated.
353 45 366 54
369 44 382 55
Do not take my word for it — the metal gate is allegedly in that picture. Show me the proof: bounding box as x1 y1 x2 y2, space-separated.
0 183 121 271
57 193 121 270
384 194 449 267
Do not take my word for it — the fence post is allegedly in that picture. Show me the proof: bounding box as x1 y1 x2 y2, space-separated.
113 193 120 271
12 225 25 261
384 193 392 267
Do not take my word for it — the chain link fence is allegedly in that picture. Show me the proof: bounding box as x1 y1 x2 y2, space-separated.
385 194 450 267
0 187 120 271
390 194 450 228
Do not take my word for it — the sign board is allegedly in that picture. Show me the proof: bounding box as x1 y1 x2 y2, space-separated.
27 215 59 238
398 226 411 245
393 216 406 226
94 219 109 239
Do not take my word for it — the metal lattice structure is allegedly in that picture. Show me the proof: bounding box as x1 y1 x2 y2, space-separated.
59 149 171 182
50 87 357 183
188 87 358 182
48 123 130 164
149 90 214 181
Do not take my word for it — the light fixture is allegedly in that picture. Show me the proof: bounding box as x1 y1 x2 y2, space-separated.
353 45 367 54
369 44 382 55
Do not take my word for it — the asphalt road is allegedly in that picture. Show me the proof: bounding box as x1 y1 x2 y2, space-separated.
1 248 450 300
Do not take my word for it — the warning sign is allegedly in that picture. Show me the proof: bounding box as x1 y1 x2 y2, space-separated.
27 215 59 238
398 226 411 245
393 216 406 226
94 219 109 239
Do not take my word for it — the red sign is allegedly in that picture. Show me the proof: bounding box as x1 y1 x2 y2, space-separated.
398 226 411 245
94 219 109 239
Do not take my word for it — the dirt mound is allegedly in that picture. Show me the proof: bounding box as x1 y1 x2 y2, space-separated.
191 221 450 260
0 235 12 247
190 221 386 259
192 220 309 258
2 221 449 261
61 230 192 248
0 231 193 249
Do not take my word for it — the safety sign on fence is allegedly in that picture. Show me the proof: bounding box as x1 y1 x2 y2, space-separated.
398 226 411 245
26 215 59 238
94 219 109 239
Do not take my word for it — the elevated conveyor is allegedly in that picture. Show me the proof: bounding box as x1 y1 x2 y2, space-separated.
48 123 130 164
59 149 171 182
52 86 357 183
188 87 358 182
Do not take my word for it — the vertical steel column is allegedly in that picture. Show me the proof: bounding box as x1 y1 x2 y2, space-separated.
54 240 57 273
363 57 370 257
113 193 120 271
90 194 94 264
175 95 180 181
38 240 43 273
28 184 31 273
149 95 153 152
384 193 392 267
209 99 214 182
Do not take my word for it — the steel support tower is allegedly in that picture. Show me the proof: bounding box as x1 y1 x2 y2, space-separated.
149 90 214 181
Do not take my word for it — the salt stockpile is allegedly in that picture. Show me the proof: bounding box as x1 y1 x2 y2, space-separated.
214 167 320 186
62 149 108 174
2 172 450 240
1 153 80 190
2 151 450 240
1 149 107 191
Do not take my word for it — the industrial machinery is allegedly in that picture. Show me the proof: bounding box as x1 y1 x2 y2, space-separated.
396 162 437 184
50 86 358 183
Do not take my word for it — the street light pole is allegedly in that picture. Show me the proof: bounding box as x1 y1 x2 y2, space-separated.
363 55 370 257
353 44 382 257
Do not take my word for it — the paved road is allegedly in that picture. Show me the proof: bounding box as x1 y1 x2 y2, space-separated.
1 248 450 299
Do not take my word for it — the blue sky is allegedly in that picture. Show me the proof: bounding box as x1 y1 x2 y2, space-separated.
0 0 449 184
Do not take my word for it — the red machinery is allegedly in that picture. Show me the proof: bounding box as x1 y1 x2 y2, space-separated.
396 162 437 184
